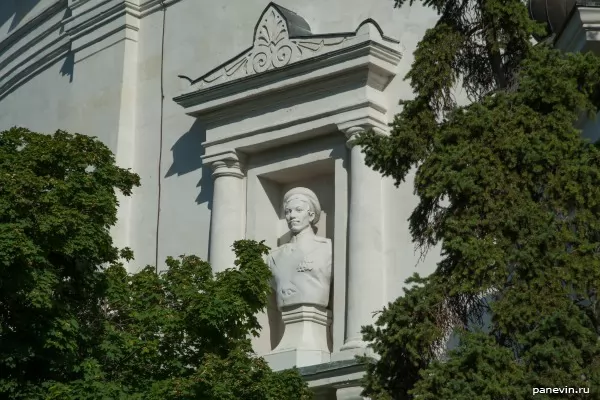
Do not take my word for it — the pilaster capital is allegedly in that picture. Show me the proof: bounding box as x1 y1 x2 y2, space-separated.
202 150 245 179
343 126 368 149
211 160 244 179
337 118 387 149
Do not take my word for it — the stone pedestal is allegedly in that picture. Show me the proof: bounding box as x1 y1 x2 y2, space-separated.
265 305 332 370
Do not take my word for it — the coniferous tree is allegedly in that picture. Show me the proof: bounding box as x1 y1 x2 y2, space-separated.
357 1 600 398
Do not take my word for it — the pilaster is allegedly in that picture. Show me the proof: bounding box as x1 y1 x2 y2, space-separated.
203 151 246 273
335 122 386 358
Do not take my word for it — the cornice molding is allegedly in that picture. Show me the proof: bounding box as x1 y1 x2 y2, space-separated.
176 3 401 95
0 2 70 101
138 0 183 17
298 358 367 392
0 19 66 75
173 3 400 162
67 0 183 19
0 38 70 101
0 0 67 54
173 39 399 114
0 0 182 60
200 101 388 153
555 6 600 52
62 0 140 42
0 0 182 100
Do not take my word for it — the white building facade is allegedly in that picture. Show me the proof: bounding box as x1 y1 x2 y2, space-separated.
3 0 595 398
0 2 441 397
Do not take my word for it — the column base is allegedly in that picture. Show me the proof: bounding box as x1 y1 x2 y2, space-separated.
340 338 368 351
336 386 367 400
264 348 331 371
332 339 375 362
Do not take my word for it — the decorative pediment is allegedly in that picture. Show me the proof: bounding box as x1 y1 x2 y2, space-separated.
178 3 399 92
173 3 402 161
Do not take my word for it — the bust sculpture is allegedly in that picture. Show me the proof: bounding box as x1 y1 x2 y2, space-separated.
268 187 332 310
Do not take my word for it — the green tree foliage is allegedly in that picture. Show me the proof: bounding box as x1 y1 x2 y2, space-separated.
356 1 600 399
0 128 310 399
47 243 311 400
0 127 140 398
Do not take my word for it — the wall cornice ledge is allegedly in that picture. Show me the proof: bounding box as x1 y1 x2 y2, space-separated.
173 3 401 159
63 0 141 45
0 0 67 53
0 0 182 74
69 0 183 18
175 5 401 96
0 2 70 101
0 36 70 101
173 39 400 114
138 0 183 17
0 0 152 101
555 6 600 52
298 358 369 393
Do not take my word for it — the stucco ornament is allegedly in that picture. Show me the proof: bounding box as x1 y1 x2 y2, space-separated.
180 4 348 91
268 187 332 310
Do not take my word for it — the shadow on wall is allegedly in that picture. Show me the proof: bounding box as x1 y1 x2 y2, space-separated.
0 4 73 102
60 50 74 83
0 0 43 33
165 118 212 209
58 6 74 83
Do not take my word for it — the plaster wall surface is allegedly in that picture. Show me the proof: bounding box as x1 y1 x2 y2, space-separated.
0 0 441 298
0 0 59 41
384 167 440 302
149 0 440 278
0 8 129 152
0 1 450 394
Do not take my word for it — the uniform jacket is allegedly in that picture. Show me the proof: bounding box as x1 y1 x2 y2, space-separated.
268 235 332 310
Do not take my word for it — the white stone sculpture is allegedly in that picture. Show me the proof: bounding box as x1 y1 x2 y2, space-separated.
265 187 333 369
268 187 332 310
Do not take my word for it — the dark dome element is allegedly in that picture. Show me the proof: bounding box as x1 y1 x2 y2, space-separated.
528 0 577 39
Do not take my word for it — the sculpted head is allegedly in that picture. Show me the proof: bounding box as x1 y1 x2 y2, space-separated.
282 187 321 234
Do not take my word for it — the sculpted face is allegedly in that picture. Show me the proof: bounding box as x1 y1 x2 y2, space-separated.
284 196 315 234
